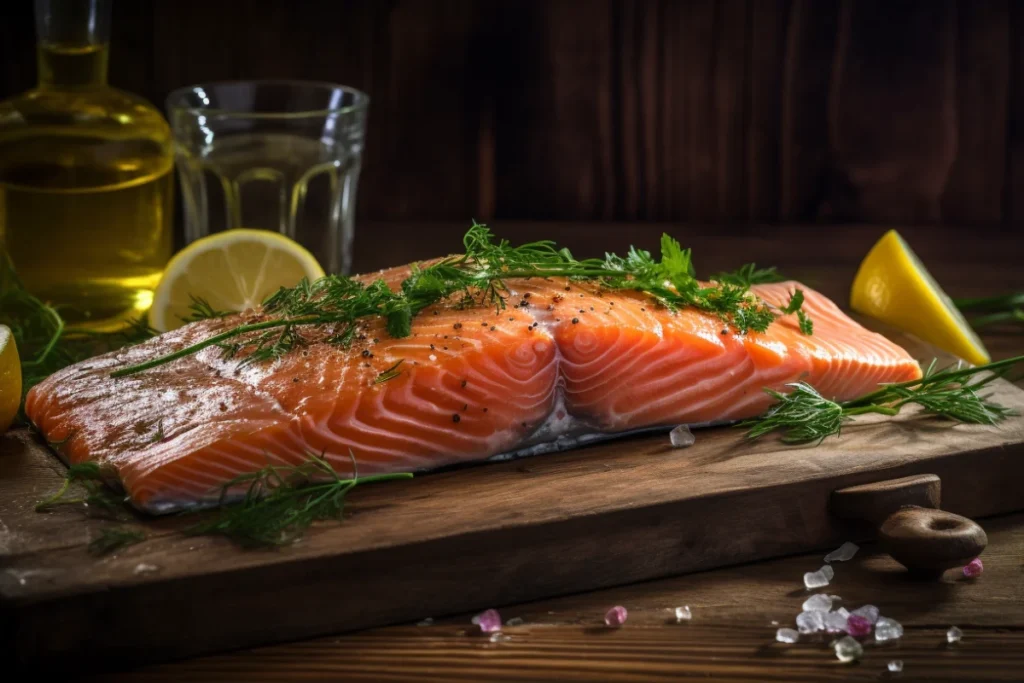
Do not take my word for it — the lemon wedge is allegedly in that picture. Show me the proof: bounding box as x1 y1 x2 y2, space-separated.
148 229 326 333
0 324 22 433
850 229 990 365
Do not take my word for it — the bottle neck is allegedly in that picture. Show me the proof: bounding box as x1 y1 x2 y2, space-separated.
35 0 111 88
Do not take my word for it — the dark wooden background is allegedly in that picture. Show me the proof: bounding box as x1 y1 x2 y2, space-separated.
2 0 1022 228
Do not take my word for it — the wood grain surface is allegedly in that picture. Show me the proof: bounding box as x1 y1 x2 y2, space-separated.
3 1 1024 227
3 222 1023 680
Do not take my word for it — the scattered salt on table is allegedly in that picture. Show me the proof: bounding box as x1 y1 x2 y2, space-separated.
823 611 849 634
803 566 832 589
802 594 832 612
776 628 799 644
472 609 502 633
888 660 904 672
846 614 872 638
836 607 850 619
947 626 963 643
851 604 880 625
506 617 524 627
824 541 859 563
605 606 628 627
963 557 984 578
489 632 511 643
874 617 903 642
833 635 863 662
669 425 695 448
674 606 692 622
796 611 826 634
133 563 159 575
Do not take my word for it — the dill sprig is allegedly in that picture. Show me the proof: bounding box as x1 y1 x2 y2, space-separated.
952 292 1024 329
712 263 786 287
34 461 131 514
88 527 146 556
742 354 1024 444
181 452 413 547
180 294 234 323
0 253 156 410
110 223 812 378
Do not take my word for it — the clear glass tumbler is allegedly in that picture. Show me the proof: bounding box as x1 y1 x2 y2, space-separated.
166 81 369 274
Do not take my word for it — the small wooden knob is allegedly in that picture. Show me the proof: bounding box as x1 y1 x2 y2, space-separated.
878 507 987 575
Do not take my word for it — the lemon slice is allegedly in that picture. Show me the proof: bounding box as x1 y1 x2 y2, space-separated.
850 229 990 365
149 229 326 333
0 324 22 433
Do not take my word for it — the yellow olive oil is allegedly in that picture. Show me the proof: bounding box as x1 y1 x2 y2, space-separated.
0 5 174 330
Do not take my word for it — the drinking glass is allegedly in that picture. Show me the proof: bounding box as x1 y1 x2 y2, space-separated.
166 80 369 274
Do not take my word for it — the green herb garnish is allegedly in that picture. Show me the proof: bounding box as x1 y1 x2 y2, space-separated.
712 263 786 287
88 527 146 556
34 461 129 514
181 452 413 548
0 253 156 411
742 354 1024 444
375 359 405 384
109 223 812 378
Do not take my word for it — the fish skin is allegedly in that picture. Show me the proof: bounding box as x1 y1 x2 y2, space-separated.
24 269 922 514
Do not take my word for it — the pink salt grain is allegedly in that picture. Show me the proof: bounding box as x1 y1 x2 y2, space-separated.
605 606 628 627
846 614 872 638
472 608 502 633
963 557 984 578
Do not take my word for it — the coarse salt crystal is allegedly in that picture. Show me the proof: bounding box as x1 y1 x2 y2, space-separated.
674 606 692 622
947 626 962 643
821 564 835 581
963 557 983 578
874 617 903 642
428 354 437 361
851 604 880 625
133 563 159 575
837 607 850 619
834 635 863 662
472 609 502 633
803 567 831 589
888 660 904 672
669 425 695 448
776 628 800 643
489 632 511 643
846 614 872 638
802 594 832 612
823 611 849 634
605 605 628 627
796 610 826 634
824 541 859 563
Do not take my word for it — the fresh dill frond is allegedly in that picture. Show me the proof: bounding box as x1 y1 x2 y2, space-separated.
180 294 234 323
109 222 812 378
88 527 146 556
374 359 405 384
34 461 130 515
742 354 1024 444
713 263 786 287
1 253 156 411
182 452 413 548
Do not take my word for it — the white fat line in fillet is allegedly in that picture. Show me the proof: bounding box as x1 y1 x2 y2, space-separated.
561 334 713 399
624 354 761 423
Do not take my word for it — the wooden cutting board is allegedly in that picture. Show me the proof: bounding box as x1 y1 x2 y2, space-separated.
2 321 1023 675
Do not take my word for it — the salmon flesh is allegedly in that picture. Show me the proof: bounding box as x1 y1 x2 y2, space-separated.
25 266 922 514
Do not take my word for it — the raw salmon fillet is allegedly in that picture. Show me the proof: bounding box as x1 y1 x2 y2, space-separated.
25 267 922 513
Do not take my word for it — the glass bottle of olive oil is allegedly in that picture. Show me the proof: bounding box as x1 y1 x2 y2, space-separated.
0 0 173 330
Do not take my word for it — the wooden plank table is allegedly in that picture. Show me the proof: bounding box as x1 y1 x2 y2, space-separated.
38 222 1024 681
